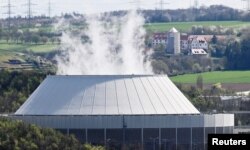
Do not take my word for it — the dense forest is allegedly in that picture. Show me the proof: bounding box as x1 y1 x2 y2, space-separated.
225 29 250 70
0 118 104 150
0 70 46 113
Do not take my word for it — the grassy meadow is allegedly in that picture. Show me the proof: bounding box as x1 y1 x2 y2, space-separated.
144 21 250 32
170 71 250 84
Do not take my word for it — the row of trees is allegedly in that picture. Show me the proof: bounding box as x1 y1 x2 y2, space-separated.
151 52 215 76
106 5 247 23
176 81 235 113
0 27 61 45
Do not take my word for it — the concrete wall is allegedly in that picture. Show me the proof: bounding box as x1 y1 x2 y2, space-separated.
11 114 234 129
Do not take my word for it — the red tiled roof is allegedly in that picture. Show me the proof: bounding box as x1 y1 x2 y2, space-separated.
153 32 167 40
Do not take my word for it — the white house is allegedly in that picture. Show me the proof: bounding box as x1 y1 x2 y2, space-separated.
152 32 167 47
188 36 209 50
190 49 208 57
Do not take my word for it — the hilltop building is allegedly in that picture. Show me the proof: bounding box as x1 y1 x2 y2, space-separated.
152 29 226 56
188 35 209 50
166 27 181 54
12 75 234 150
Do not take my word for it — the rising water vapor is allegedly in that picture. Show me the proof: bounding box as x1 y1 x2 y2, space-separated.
55 10 153 75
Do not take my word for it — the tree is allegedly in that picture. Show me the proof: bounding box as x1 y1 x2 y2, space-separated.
211 35 218 44
196 75 203 90
57 38 61 45
41 37 48 44
5 34 10 43
151 60 169 74
31 34 40 44
192 63 202 73
0 27 3 40
51 37 56 44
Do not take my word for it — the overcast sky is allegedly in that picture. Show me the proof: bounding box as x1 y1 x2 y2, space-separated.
0 0 246 18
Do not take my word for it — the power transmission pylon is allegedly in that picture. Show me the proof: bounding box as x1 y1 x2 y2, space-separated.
2 0 14 33
158 0 169 16
242 0 250 11
129 0 141 10
24 0 36 28
193 0 199 20
48 0 51 18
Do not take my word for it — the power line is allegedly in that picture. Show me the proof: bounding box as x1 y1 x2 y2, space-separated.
194 0 199 9
159 0 169 11
2 0 14 32
156 0 169 16
193 0 199 20
24 0 36 28
129 0 142 10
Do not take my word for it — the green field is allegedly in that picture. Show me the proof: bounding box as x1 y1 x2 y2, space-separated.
0 42 58 68
170 71 250 84
0 43 58 53
144 21 250 32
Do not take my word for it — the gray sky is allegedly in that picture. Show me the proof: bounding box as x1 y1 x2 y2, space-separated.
0 0 246 18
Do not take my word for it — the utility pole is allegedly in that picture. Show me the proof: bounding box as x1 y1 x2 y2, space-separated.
48 0 51 18
193 0 199 20
242 0 250 11
194 0 199 9
3 0 14 33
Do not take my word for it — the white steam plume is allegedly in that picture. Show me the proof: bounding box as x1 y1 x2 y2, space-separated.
56 10 153 75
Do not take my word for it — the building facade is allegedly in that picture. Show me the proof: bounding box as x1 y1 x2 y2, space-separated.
188 36 209 50
152 32 167 47
12 114 234 150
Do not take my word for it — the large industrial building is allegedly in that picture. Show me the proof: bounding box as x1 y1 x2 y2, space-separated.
12 75 234 150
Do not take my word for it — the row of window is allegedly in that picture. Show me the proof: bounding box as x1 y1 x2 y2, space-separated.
58 127 233 150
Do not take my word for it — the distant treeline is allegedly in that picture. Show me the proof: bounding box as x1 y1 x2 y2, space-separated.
1 5 249 25
105 5 250 22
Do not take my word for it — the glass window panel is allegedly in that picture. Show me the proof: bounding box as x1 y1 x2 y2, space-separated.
143 129 159 150
88 129 105 146
177 128 191 150
161 128 176 150
106 129 123 149
69 129 86 143
126 129 142 150
192 128 204 150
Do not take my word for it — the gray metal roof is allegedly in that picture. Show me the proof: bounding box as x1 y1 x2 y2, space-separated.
169 27 178 33
15 75 200 115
